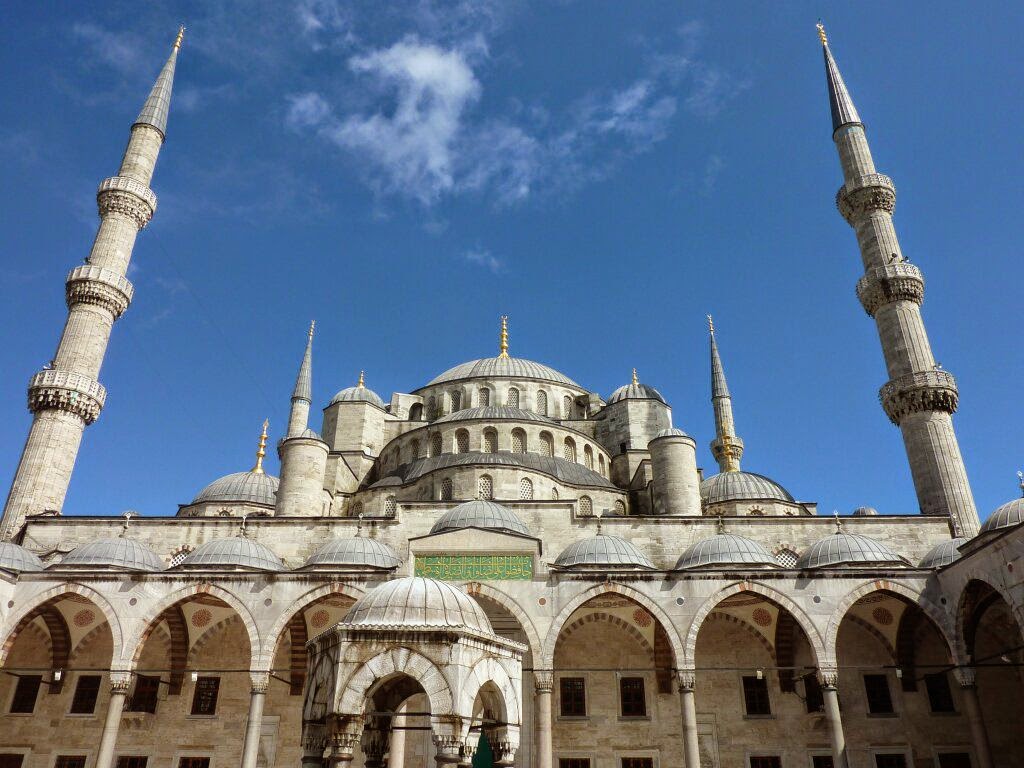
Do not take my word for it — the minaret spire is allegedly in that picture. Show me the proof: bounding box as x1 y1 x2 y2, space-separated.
1 31 184 540
707 316 743 473
286 321 315 437
821 27 979 536
498 316 509 359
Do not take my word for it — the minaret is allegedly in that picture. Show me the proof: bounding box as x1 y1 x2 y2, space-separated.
708 316 743 473
819 25 979 536
287 321 315 437
1 29 185 540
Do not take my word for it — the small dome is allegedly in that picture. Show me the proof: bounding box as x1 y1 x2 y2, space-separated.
57 537 164 571
0 542 44 572
796 532 905 569
304 537 401 569
177 537 285 571
426 357 579 388
653 427 689 439
193 471 279 506
675 534 779 570
295 427 322 440
608 382 666 404
701 471 794 504
429 499 530 537
342 576 493 633
554 534 654 569
919 538 967 569
433 406 555 425
330 385 386 408
853 506 879 516
980 497 1024 535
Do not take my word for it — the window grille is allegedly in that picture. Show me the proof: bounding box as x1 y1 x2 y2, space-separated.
775 549 798 567
384 496 398 517
563 438 576 463
450 391 462 411
430 433 443 457
478 388 490 406
478 475 494 500
614 500 626 516
742 675 771 716
507 388 519 407
127 675 160 714
456 430 470 454
563 395 573 418
619 677 647 717
484 430 498 454
190 677 220 716
551 487 559 500
511 429 526 454
579 496 593 516
584 445 594 470
559 677 586 717
410 439 420 461
599 455 605 476
440 478 453 501
351 502 363 518
427 396 437 420
540 432 554 457
520 478 534 500
537 390 548 415
169 546 193 568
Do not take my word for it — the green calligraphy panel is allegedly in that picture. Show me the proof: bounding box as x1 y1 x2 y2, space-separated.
414 554 534 581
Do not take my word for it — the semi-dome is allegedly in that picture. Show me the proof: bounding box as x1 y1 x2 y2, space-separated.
919 538 967 569
429 499 530 537
0 542 45 572
426 356 579 388
979 497 1024 535
796 531 905 569
608 371 666 404
701 471 794 504
57 537 164 571
193 471 279 506
853 506 879 516
177 537 285 571
342 576 493 633
553 534 654 569
304 537 401 570
674 534 779 569
434 406 555 425
653 427 689 439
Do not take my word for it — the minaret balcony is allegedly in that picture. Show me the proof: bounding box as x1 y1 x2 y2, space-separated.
855 263 924 316
879 370 958 425
836 173 895 223
27 370 107 424
96 175 157 228
65 265 134 317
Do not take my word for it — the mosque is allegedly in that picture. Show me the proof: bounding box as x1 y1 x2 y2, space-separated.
1 24 1022 768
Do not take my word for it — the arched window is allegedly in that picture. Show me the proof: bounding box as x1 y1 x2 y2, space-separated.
409 403 424 421
449 390 462 411
540 432 554 458
427 396 437 420
483 428 498 454
351 501 363 518
563 395 573 418
430 433 443 457
579 495 593 516
511 428 527 454
775 548 798 568
537 390 548 416
478 388 490 407
478 475 494 500
169 545 193 568
384 496 397 517
410 439 420 461
584 445 594 470
519 478 534 500
455 429 470 454
598 454 605 476
507 387 520 408
613 500 626 516
551 487 559 500
440 478 453 501
563 437 576 463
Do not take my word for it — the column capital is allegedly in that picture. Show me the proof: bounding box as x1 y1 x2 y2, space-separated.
676 669 696 691
109 670 133 694
250 671 270 694
817 667 840 688
952 666 977 688
533 669 554 692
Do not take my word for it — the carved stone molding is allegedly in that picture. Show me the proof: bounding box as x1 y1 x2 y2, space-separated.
879 370 959 425
28 369 106 424
109 671 133 695
65 265 134 318
817 667 839 688
952 666 977 688
533 669 554 693
677 669 697 692
250 671 270 694
432 734 466 764
856 263 924 316
96 176 157 229
836 173 896 224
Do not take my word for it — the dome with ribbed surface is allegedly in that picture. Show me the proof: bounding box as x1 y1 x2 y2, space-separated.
701 471 794 504
980 498 1024 535
429 499 530 537
0 542 44 572
607 382 666 404
58 537 164 571
554 534 654 569
426 357 579 388
177 537 285 571
675 534 779 569
342 576 493 633
304 537 401 569
193 471 279 506
434 406 555 425
853 506 879 516
919 538 967 569
330 385 386 408
796 532 905 569
653 427 689 439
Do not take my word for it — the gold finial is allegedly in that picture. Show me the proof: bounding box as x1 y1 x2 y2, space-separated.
498 316 509 359
632 368 639 386
816 21 828 46
252 419 268 473
174 26 186 50
307 320 316 342
707 314 715 334
357 370 365 388
1017 471 1024 497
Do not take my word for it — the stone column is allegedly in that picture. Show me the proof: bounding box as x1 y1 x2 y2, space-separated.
95 672 132 768
534 671 553 768
240 672 269 768
819 669 847 768
955 668 993 768
388 704 407 768
677 671 701 768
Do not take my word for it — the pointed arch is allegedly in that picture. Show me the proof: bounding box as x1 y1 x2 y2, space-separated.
37 606 71 694
163 604 188 695
338 647 455 717
460 656 521 725
259 582 365 670
954 570 1022 661
461 582 542 661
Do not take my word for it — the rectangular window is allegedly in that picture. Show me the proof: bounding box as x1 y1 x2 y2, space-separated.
804 674 824 713
937 754 972 768
621 759 654 768
127 674 160 713
55 758 87 768
874 755 908 768
558 760 590 768
619 677 647 718
749 758 782 768
559 677 586 717
926 672 956 713
178 759 211 768
9 675 42 714
0 757 24 768
863 674 894 715
190 677 220 716
115 759 148 768
70 674 102 715
811 757 835 768
742 675 771 716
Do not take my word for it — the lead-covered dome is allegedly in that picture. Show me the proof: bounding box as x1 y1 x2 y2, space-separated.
554 534 654 569
0 542 44 572
675 534 779 569
853 506 879 516
426 356 579 388
330 383 386 408
434 406 555 425
653 427 689 439
608 373 666 404
57 537 164 571
796 531 905 569
342 576 493 633
701 471 794 504
429 499 531 537
177 537 285 571
304 537 402 569
979 496 1024 535
193 471 279 506
919 538 967 569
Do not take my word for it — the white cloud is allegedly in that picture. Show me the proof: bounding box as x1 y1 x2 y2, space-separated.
72 23 142 73
462 248 503 273
286 92 332 130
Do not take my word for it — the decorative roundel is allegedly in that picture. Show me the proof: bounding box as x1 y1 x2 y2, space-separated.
872 607 894 626
311 609 331 628
633 608 652 627
73 609 96 627
538 597 547 606
752 607 773 627
191 609 212 628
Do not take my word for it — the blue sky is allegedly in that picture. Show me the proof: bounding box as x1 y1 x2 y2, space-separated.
1 2 1022 521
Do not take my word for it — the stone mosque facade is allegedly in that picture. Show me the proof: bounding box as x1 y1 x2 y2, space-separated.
1 25 1022 768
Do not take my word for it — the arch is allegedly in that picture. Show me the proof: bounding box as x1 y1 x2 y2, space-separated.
540 582 685 670
598 455 605 477
954 572 1022 661
686 581 825 670
460 656 521 725
35 606 71 694
0 583 124 669
260 582 366 670
704 612 776 660
162 604 188 695
338 647 455 717
409 403 424 421
559 611 657 666
462 582 542 660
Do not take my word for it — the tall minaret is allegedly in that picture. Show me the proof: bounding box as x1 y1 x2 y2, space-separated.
1 29 185 540
287 321 315 437
819 25 979 536
708 316 743 473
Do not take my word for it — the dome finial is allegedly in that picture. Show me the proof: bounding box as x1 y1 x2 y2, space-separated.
1017 470 1024 497
121 510 136 538
707 314 715 335
239 512 249 538
174 25 186 50
252 419 269 473
716 514 726 535
816 21 828 46
357 370 365 388
498 316 509 359
356 512 364 537
632 368 639 386
833 510 843 533
308 319 316 342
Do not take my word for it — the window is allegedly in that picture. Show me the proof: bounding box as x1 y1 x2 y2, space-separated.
507 388 519 408
511 429 527 454
178 760 210 768
478 475 494 500
579 496 593 516
384 496 397 517
0 757 24 768
619 677 646 717
874 755 908 768
70 674 102 714
519 478 534 500
804 674 824 713
563 438 576 463
478 388 490 407
449 390 462 411
742 675 771 716
409 403 424 421
9 675 41 714
925 672 955 713
350 501 363 518
563 395 573 418
863 674 894 714
169 546 193 567
427 396 437 420
775 548 798 567
456 429 470 454
598 455 605 476
440 478 453 501
559 677 586 717
116 759 148 768
540 432 554 457
811 757 835 768
551 488 559 499
127 674 159 713
613 500 626 515
937 754 972 768
749 759 781 768
190 676 220 716
622 760 653 768
483 429 498 453
537 391 548 415
410 439 420 461
55 758 87 768
430 433 443 457
559 761 590 768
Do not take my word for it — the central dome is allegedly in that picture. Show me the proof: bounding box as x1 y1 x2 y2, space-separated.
426 356 579 388
342 576 493 633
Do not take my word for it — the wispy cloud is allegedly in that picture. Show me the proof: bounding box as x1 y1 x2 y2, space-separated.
462 248 504 273
72 23 143 74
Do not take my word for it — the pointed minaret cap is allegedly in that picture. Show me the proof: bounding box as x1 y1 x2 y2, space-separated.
817 22 862 136
134 26 185 140
498 316 510 359
292 321 315 402
252 420 269 474
708 315 730 399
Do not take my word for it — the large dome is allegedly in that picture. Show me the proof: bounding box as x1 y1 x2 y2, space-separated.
177 537 285 571
796 531 905 569
57 537 164 571
553 534 654 569
304 537 402 570
0 542 44 572
426 356 579 388
701 471 794 504
429 499 531 537
675 534 779 569
342 576 493 633
919 538 967 569
373 452 614 489
980 497 1024 535
193 471 279 506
